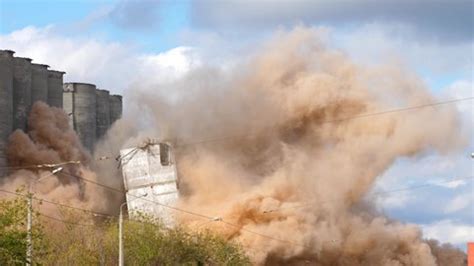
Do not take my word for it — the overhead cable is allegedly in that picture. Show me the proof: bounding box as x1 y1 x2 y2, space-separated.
176 96 474 147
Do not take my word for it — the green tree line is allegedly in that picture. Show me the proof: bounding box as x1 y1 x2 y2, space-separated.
0 193 251 265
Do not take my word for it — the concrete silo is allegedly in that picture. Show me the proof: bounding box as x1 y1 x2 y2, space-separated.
96 89 111 140
63 83 97 151
12 57 32 132
47 70 65 108
31 63 49 104
0 50 14 177
109 94 123 125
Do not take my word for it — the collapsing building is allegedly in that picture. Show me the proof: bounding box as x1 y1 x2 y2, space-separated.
0 49 123 175
119 141 179 226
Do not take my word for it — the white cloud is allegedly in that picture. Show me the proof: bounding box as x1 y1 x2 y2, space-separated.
1 25 132 92
328 24 473 217
375 156 467 190
443 193 472 214
373 190 413 209
434 179 468 189
443 80 474 116
137 46 202 86
372 152 473 221
441 79 474 149
372 175 471 210
0 25 199 95
422 220 474 246
7 23 466 101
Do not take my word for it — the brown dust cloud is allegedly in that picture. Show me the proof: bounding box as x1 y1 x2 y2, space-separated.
0 27 468 265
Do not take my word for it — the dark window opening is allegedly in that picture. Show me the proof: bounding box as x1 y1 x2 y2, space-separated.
160 143 170 166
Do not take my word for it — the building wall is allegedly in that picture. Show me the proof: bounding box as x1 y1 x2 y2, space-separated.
120 143 178 226
63 83 97 151
12 57 32 131
0 50 14 177
31 63 49 104
109 94 123 125
62 86 75 131
47 70 65 108
96 89 111 140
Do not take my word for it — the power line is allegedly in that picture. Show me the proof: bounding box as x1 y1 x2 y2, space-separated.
176 96 474 147
0 188 167 229
116 147 140 168
0 188 117 219
47 171 313 247
49 171 214 220
0 183 296 248
43 171 474 244
46 170 474 250
50 97 474 161
57 171 215 219
262 175 474 214
2 173 471 251
40 198 116 219
3 167 472 250
220 220 310 248
3 119 472 249
58 171 124 193
115 140 160 168
0 185 302 248
0 161 82 171
55 172 221 221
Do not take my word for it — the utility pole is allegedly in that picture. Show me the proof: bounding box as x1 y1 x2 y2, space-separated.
26 167 63 266
26 191 32 266
119 205 123 266
119 193 147 266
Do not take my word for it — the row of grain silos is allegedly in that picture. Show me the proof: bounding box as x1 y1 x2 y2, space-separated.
0 49 123 175
63 83 122 151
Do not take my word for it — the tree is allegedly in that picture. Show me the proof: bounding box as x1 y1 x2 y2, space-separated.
0 194 251 265
0 190 45 265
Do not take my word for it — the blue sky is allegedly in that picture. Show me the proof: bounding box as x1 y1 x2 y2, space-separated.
1 0 471 86
1 0 472 250
1 0 191 52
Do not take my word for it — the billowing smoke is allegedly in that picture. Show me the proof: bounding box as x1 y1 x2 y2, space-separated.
0 102 113 215
130 27 467 265
7 101 89 167
0 27 467 265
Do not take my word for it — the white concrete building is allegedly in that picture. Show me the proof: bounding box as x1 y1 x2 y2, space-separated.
120 141 178 226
